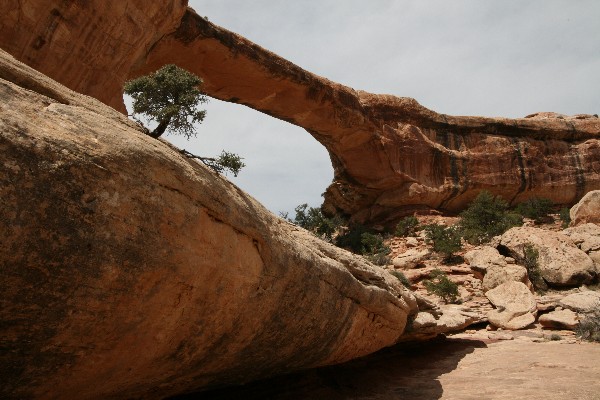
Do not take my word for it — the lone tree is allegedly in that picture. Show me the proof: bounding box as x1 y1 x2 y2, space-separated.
124 64 244 176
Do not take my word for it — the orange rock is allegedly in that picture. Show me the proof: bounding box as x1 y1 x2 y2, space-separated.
2 1 599 228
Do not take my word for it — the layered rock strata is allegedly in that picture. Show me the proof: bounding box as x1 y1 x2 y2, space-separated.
0 49 417 399
2 1 600 227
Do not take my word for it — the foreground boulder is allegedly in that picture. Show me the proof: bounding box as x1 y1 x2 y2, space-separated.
539 309 579 330
499 227 596 286
570 190 600 226
0 50 417 400
559 291 600 313
486 282 537 330
1 1 600 227
465 247 530 291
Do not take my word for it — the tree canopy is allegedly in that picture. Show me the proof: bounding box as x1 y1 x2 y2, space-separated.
124 64 208 139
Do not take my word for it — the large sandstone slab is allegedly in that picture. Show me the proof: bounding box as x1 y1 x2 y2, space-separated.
486 281 537 330
499 227 596 286
0 49 416 400
1 1 600 227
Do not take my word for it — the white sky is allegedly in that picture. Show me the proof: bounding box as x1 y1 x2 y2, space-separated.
159 1 600 216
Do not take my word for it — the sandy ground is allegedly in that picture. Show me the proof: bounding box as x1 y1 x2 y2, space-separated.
172 334 600 400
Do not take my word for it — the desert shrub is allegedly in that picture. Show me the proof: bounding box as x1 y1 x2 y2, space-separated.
459 191 523 244
549 333 562 341
288 203 344 241
424 224 462 262
515 197 554 223
522 244 548 292
576 303 600 342
390 271 412 288
336 225 391 264
559 207 571 228
424 269 460 303
395 216 420 237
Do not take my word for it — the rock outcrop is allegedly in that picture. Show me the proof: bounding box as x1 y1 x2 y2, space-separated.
0 49 418 399
570 190 600 226
499 227 597 287
2 1 600 227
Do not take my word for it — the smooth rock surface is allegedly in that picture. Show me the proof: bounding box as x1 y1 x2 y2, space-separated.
539 309 579 330
1 1 600 227
482 264 530 292
0 49 417 400
570 190 600 226
486 282 537 330
499 227 596 286
559 291 600 313
465 246 507 274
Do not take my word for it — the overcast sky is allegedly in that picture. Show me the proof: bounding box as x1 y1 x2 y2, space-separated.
161 1 600 216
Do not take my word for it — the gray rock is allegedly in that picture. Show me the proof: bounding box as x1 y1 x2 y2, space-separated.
559 291 600 313
392 248 431 269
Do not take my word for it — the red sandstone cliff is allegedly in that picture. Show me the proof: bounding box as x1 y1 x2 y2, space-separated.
1 1 599 227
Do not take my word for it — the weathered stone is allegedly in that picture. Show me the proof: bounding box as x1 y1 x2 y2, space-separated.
392 248 431 269
559 291 600 313
570 190 600 226
499 227 596 286
536 293 566 312
482 264 530 292
563 223 600 252
465 246 507 274
405 237 419 247
539 309 579 330
1 1 600 228
401 305 486 342
0 49 416 400
486 281 537 330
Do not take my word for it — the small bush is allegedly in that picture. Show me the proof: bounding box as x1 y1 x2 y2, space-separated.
390 271 412 288
424 224 462 262
559 207 571 228
424 269 460 303
522 244 548 293
290 203 342 241
395 216 419 237
335 225 391 264
459 191 523 244
549 333 562 341
576 304 600 342
515 197 554 223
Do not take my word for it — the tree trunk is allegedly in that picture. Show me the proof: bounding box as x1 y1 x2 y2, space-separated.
150 116 171 138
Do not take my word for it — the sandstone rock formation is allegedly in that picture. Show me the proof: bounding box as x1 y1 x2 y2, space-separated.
486 282 537 330
559 291 600 313
499 227 596 286
570 190 600 226
0 49 420 399
2 1 600 227
538 309 579 330
465 246 530 291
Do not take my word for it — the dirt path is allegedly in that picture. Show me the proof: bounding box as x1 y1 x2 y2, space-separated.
173 335 600 400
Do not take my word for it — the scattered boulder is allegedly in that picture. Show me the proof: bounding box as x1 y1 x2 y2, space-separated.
486 281 537 330
563 223 600 253
570 190 600 226
405 237 419 248
499 227 596 286
559 291 600 313
465 246 507 274
536 293 566 312
392 248 431 269
539 309 579 330
482 264 530 292
465 246 530 291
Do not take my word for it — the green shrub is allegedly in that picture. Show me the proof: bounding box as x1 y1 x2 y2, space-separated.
576 304 600 342
290 203 342 241
424 269 460 303
522 244 548 293
515 197 554 223
395 216 419 237
424 224 462 262
559 207 571 228
335 225 391 264
390 271 412 288
459 191 523 244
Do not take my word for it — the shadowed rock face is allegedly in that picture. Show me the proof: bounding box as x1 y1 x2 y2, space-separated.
0 49 416 399
1 1 599 228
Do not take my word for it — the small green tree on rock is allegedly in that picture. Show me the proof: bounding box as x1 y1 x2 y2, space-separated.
124 64 244 176
424 223 463 263
424 269 460 303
